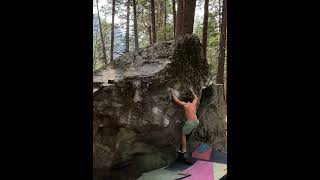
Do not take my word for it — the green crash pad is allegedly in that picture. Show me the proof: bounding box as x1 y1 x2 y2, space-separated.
138 166 185 180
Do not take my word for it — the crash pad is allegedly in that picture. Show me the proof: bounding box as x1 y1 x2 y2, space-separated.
196 143 209 153
182 160 214 180
192 147 212 160
138 166 183 180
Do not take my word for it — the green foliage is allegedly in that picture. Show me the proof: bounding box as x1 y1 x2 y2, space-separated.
193 9 221 84
157 22 174 41
94 20 111 71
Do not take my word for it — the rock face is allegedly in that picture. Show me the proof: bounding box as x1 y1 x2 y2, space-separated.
93 34 212 179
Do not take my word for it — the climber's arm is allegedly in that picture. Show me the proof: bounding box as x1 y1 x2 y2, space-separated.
190 87 199 104
173 95 186 106
170 89 186 106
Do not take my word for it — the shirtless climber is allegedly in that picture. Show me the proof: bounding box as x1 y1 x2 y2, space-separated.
169 87 200 154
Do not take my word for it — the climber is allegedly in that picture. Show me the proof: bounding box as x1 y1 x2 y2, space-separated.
169 87 200 154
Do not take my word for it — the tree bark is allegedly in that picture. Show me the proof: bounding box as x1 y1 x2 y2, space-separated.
151 0 157 43
182 0 196 34
133 0 139 50
224 75 227 102
176 0 196 36
146 7 153 44
125 0 130 52
172 0 176 37
141 8 152 45
159 1 163 30
218 0 221 32
148 26 152 44
202 0 209 58
216 0 227 84
110 0 116 61
176 0 184 36
93 33 98 67
96 0 107 65
164 0 167 40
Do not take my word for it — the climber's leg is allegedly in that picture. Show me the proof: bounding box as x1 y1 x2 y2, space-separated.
179 131 192 152
179 121 193 152
181 133 187 153
186 131 192 141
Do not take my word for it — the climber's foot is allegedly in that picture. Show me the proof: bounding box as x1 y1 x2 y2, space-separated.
177 150 187 153
176 151 193 165
176 150 185 161
180 157 193 165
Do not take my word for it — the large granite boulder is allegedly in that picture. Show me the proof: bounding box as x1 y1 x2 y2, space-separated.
93 34 211 179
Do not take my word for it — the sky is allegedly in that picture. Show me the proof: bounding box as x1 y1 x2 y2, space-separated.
93 0 205 24
93 0 120 23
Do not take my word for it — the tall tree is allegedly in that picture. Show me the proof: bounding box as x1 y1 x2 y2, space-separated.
182 0 196 34
96 0 107 64
163 0 167 40
218 0 221 32
216 0 227 84
150 0 157 43
93 33 98 66
176 0 196 36
148 26 152 44
172 0 176 37
176 0 184 36
133 0 139 50
125 0 130 52
225 74 227 101
158 1 163 30
110 0 116 61
142 6 152 44
202 0 209 58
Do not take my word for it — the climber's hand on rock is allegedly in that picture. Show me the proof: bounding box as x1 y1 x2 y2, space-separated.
189 87 194 93
168 88 174 95
190 87 197 99
171 91 176 97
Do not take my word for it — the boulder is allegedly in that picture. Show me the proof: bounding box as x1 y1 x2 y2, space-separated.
93 34 210 179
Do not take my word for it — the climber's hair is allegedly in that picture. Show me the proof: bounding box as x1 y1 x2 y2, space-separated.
181 91 194 103
181 97 193 103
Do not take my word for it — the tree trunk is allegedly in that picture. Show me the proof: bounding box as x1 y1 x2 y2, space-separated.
218 0 221 32
125 0 130 52
176 0 196 36
133 0 139 50
164 0 167 40
151 0 157 43
159 1 163 31
176 0 184 36
93 33 98 67
202 0 209 58
147 7 153 44
148 26 152 44
96 0 107 64
216 0 227 84
182 0 196 34
225 75 227 102
110 0 115 61
172 0 176 37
